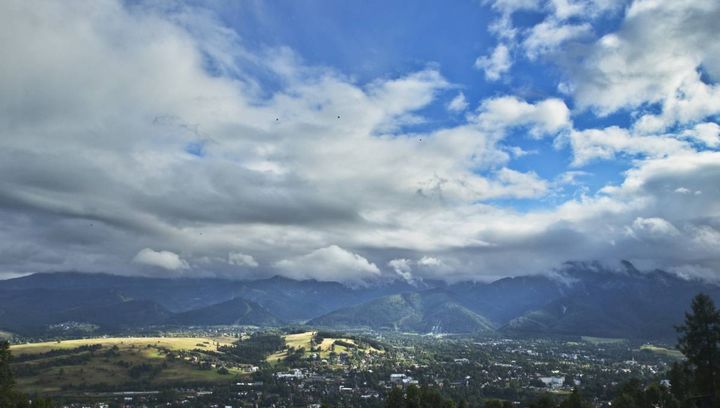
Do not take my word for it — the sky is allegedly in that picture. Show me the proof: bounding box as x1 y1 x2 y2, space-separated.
0 0 719 284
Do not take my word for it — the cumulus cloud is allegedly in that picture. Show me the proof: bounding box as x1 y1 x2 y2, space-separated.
628 217 681 240
447 92 469 112
388 258 414 283
475 44 512 81
228 252 258 268
482 0 620 63
566 0 720 119
387 256 452 283
0 0 719 285
0 0 541 280
133 248 189 270
523 20 592 59
475 96 571 137
551 0 624 20
417 256 443 267
566 126 691 166
275 246 380 285
681 122 720 148
488 0 541 14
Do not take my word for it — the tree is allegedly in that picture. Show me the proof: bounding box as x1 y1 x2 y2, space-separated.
530 394 557 408
405 384 421 408
676 293 720 404
611 378 679 408
1 341 16 407
668 361 692 403
559 388 591 408
419 385 444 408
386 387 404 408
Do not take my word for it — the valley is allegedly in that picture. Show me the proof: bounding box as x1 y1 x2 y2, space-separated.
6 328 683 407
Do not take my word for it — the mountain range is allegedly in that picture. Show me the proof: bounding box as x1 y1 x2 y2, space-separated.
1 261 717 339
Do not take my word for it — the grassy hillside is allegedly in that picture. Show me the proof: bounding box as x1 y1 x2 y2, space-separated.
639 344 684 359
266 331 382 364
10 337 246 394
11 337 235 355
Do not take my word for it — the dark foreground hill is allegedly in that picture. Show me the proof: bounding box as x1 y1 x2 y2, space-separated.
0 261 718 338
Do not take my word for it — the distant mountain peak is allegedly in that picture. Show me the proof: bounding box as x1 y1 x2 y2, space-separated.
620 259 640 274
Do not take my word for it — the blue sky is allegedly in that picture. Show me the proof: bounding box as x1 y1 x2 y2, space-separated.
0 0 719 283
193 0 720 280
199 0 637 205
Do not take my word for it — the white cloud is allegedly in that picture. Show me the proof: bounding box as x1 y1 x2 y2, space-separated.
487 0 541 15
555 170 590 185
523 20 592 59
133 248 189 270
566 126 690 166
507 146 536 158
633 75 720 133
388 258 414 283
483 0 620 63
228 252 258 268
275 246 380 285
417 256 442 267
681 122 720 148
447 92 469 112
629 217 681 239
476 96 571 137
566 0 720 120
1 0 720 284
474 44 512 81
1 0 546 280
549 0 588 19
387 256 451 282
548 0 624 20
416 256 453 274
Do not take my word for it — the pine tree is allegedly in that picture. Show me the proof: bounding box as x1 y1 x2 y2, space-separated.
386 387 404 408
676 293 720 404
405 384 421 408
668 361 692 403
1 341 16 407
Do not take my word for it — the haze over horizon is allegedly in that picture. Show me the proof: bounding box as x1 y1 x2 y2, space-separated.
1 0 719 284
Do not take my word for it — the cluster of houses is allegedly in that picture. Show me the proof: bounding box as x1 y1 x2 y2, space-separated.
389 373 419 386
